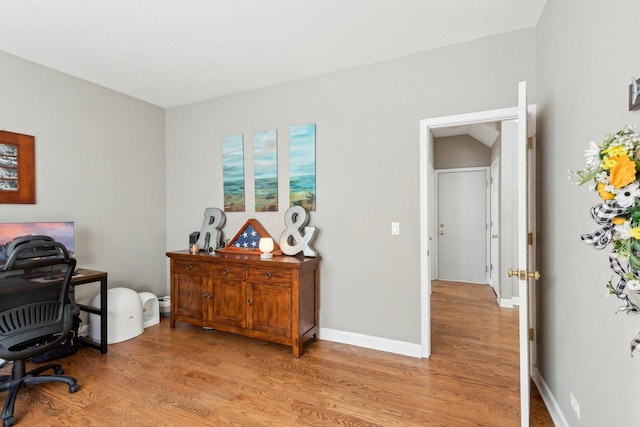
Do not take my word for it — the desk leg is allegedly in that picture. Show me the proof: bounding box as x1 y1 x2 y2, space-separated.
99 276 108 354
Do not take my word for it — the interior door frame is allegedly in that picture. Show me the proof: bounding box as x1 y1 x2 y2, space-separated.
434 167 490 283
419 105 536 358
490 156 501 299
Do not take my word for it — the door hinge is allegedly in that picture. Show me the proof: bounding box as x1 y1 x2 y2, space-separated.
528 232 533 245
528 136 534 149
528 328 535 341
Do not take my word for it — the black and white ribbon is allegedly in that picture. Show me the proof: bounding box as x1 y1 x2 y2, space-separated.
581 201 640 355
580 201 627 249
582 202 631 305
609 255 629 296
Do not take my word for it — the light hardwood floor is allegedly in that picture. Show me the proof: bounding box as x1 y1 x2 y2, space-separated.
0 280 553 426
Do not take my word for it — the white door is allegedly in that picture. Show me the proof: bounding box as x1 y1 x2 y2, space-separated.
512 81 538 426
490 158 500 299
436 168 487 283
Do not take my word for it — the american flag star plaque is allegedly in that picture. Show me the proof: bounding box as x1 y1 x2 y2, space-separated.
216 219 281 256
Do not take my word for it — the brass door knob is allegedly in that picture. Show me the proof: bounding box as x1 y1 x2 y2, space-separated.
439 231 445 236
508 268 541 280
492 234 498 238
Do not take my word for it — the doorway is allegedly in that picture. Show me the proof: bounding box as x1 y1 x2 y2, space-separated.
420 106 528 358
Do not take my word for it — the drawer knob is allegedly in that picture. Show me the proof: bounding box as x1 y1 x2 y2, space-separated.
201 292 206 298
264 272 272 279
186 264 193 270
247 298 253 306
223 268 229 275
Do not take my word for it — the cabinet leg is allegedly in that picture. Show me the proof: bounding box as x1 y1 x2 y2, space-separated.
293 337 302 358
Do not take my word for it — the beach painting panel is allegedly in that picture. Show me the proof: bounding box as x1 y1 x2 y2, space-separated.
254 129 278 212
222 134 245 212
289 123 316 211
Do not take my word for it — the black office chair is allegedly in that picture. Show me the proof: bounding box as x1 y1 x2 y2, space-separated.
0 236 80 427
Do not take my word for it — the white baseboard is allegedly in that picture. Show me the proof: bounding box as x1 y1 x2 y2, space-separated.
498 296 520 308
499 298 514 308
532 366 569 427
319 327 422 358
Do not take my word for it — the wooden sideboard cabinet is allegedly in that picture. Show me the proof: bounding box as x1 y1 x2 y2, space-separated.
166 250 320 357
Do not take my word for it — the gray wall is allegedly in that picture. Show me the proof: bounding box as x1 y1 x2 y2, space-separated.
537 1 640 425
433 135 490 169
166 29 536 345
0 51 167 304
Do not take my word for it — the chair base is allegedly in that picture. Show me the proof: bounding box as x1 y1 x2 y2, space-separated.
0 360 79 426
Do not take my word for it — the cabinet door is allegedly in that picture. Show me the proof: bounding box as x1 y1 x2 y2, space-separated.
174 272 205 321
209 264 246 328
210 277 246 328
247 282 291 338
172 259 208 323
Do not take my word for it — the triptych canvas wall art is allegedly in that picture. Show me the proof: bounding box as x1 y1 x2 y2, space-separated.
222 124 316 213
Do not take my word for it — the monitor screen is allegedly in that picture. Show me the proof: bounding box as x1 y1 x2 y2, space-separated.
0 222 75 265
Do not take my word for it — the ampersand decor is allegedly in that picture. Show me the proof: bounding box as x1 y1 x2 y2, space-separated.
279 206 318 257
197 208 226 253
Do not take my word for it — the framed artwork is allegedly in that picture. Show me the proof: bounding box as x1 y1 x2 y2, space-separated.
222 134 245 212
289 123 316 211
0 130 35 204
254 129 278 212
216 218 281 255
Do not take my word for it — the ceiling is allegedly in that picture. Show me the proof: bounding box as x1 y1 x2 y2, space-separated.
0 0 547 108
432 123 500 147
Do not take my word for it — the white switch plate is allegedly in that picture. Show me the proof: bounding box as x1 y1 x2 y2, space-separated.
391 222 400 235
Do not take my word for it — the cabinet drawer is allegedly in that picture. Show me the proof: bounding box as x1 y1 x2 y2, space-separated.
247 267 292 284
173 259 207 276
209 264 245 280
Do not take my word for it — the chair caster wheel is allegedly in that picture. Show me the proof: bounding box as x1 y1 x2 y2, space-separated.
54 367 64 375
69 383 79 393
3 415 16 427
